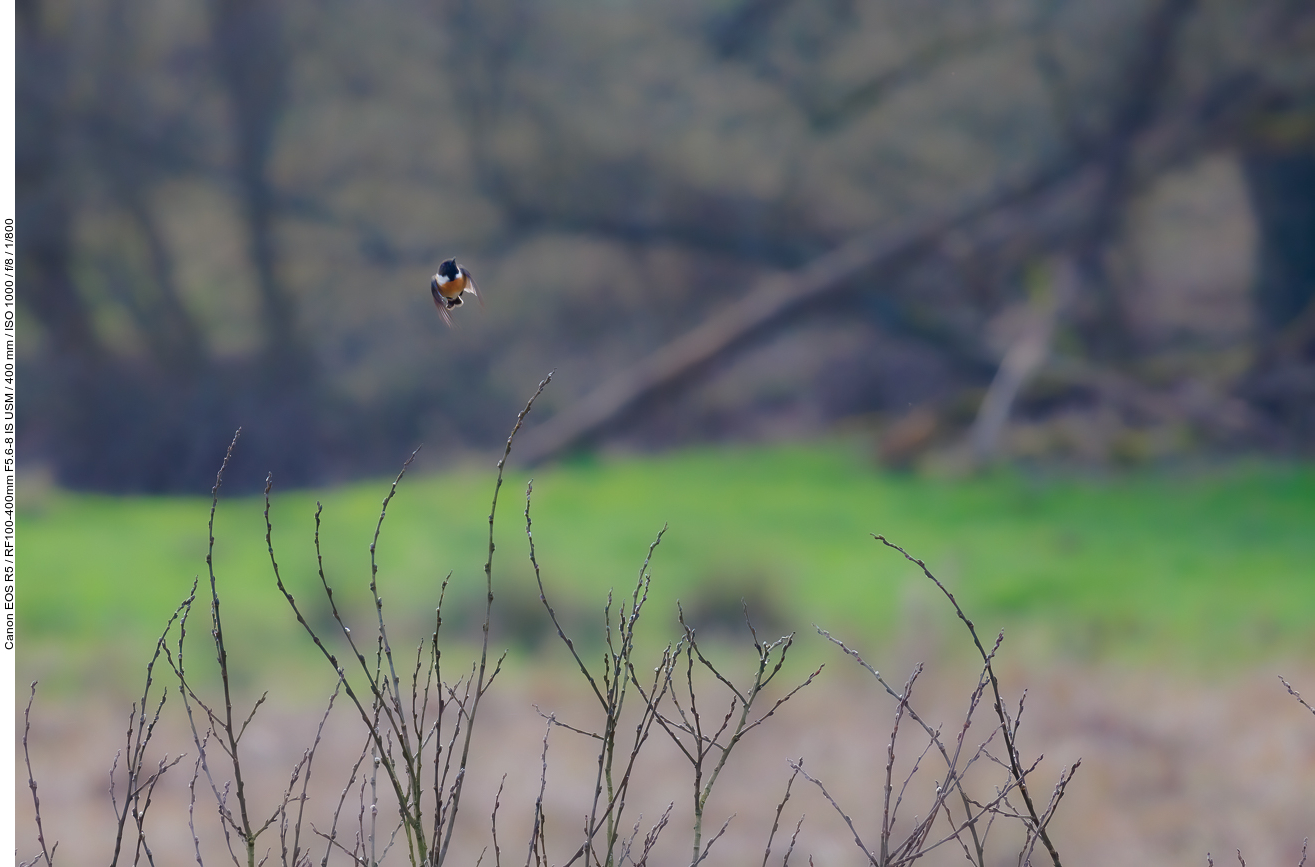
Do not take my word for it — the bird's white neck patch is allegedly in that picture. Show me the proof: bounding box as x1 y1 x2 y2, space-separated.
434 272 452 285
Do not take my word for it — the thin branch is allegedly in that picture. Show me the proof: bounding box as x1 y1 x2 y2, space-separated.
761 762 802 867
1280 677 1315 718
874 534 1066 867
22 683 58 867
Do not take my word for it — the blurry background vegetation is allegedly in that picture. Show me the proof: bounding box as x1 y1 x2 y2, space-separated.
18 0 1315 492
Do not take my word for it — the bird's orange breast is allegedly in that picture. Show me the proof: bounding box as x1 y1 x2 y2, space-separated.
436 273 468 299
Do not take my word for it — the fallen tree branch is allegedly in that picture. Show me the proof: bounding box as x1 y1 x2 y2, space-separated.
513 165 1081 465
514 0 1256 467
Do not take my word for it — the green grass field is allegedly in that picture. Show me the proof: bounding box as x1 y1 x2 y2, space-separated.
18 442 1315 690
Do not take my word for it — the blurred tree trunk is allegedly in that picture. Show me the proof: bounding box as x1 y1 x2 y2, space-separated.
1243 151 1315 342
205 0 326 486
1240 146 1315 444
17 0 102 365
117 190 208 374
92 0 208 375
208 0 307 382
1066 0 1197 362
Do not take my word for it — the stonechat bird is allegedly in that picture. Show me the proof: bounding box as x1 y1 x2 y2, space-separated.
430 258 482 327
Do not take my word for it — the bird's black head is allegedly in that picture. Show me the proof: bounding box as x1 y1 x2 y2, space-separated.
436 258 459 280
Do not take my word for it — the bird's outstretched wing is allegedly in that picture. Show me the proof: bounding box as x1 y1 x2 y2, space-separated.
431 279 454 327
462 267 485 308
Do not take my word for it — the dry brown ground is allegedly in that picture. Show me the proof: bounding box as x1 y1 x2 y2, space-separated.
15 653 1315 866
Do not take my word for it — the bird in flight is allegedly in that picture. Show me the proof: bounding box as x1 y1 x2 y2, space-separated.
430 258 482 327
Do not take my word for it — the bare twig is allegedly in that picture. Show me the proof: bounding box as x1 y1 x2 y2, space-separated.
874 534 1068 867
491 775 507 867
529 476 671 867
107 574 197 867
787 761 871 859
641 603 817 867
761 762 803 867
1280 677 1315 718
22 683 58 867
634 804 674 867
882 665 924 863
525 717 554 867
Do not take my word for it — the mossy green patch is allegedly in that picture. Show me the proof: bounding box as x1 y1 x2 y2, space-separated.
18 444 1315 689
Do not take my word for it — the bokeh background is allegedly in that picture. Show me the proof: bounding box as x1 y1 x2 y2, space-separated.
15 0 1315 863
19 0 1315 489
